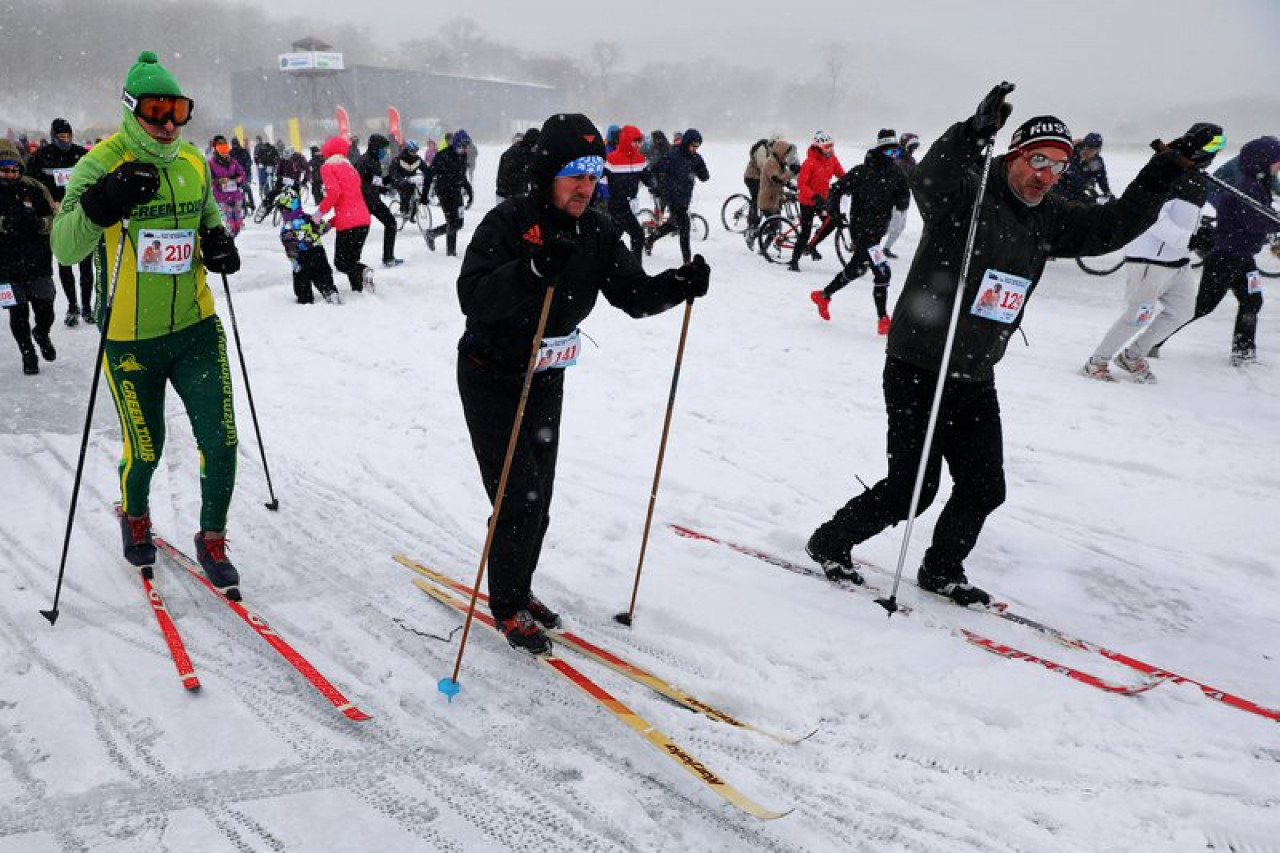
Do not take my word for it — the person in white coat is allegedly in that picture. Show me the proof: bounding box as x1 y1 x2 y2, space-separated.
1081 167 1212 383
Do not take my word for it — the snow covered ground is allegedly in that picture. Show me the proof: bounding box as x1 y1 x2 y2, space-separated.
1 142 1277 852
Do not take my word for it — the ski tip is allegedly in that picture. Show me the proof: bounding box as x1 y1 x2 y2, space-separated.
613 611 633 627
182 676 202 691
438 677 461 701
342 706 373 721
39 608 59 626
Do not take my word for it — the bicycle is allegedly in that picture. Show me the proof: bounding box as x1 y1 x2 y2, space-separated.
756 210 852 267
721 193 753 233
638 201 709 243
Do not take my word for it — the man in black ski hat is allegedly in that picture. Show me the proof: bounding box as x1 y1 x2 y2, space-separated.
455 112 711 654
804 82 1222 608
28 118 94 326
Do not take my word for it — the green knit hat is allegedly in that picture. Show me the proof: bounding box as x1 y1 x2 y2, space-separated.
123 50 182 98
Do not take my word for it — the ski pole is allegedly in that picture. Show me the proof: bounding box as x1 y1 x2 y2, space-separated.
876 138 1000 618
219 272 280 511
615 299 695 627
440 278 558 700
41 219 130 626
1149 139 1280 228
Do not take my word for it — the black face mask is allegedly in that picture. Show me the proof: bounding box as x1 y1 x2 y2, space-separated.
54 139 71 151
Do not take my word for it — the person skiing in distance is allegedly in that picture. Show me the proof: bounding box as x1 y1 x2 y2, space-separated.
809 128 910 333
1155 135 1280 366
882 131 920 259
804 82 1222 606
51 51 244 595
208 134 247 237
1081 130 1222 383
252 134 279 200
355 134 402 267
604 124 654 260
645 128 709 264
28 118 95 326
788 131 846 271
316 134 374 293
0 138 58 374
455 112 711 654
1052 131 1112 203
496 127 540 201
423 130 475 256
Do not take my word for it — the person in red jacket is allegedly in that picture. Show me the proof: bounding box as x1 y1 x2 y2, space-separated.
788 131 846 271
316 135 374 292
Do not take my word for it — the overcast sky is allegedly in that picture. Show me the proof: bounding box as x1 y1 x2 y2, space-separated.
253 0 1277 141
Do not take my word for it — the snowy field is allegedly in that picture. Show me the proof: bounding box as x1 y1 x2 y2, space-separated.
1 141 1277 852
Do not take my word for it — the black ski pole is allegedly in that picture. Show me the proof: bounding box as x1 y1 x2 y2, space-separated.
876 129 1003 618
42 220 130 626
219 272 280 511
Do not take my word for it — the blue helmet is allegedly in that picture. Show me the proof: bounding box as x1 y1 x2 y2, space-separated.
404 140 419 153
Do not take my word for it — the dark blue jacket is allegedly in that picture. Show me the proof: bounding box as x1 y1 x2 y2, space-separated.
1211 136 1280 259
653 134 709 208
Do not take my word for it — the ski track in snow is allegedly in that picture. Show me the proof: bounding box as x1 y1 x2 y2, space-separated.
2 143 1279 851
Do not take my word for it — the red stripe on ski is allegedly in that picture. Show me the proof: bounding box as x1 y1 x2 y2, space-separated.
141 574 200 690
154 537 371 722
961 630 1165 695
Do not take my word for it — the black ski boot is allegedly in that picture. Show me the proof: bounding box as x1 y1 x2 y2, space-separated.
805 529 864 585
498 609 552 655
32 331 56 362
526 594 562 630
120 512 157 571
194 532 241 601
917 563 990 607
20 347 39 375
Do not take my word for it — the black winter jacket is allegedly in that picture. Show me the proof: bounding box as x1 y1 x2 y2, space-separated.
887 121 1175 382
652 145 709 208
0 176 56 282
829 148 910 247
457 196 688 373
495 141 535 198
426 146 473 204
27 142 88 202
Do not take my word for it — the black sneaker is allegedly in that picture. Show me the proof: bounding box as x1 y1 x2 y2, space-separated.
64 307 80 327
194 533 241 600
120 512 157 568
498 609 552 655
382 257 404 268
82 306 95 325
21 349 39 375
526 595 562 630
884 248 899 259
917 564 990 607
32 332 56 362
805 531 864 585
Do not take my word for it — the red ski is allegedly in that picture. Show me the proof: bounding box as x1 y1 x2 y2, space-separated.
139 572 200 691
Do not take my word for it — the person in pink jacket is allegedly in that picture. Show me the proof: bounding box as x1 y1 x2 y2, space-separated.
317 135 374 292
208 135 247 237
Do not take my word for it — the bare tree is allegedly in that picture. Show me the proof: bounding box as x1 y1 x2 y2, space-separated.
821 43 847 120
590 41 621 114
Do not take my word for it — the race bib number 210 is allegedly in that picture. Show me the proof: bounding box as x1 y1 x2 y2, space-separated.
137 229 195 275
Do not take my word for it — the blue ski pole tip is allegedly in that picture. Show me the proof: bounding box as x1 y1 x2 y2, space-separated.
438 677 461 701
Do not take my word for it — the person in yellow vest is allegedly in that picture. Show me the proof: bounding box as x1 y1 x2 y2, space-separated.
52 51 245 599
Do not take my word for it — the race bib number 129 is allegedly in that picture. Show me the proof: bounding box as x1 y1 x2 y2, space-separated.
970 269 1032 324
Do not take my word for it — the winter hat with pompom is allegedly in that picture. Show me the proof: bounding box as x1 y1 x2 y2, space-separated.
124 50 182 98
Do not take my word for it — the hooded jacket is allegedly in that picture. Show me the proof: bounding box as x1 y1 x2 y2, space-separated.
317 135 371 231
758 139 798 212
828 147 911 246
886 120 1175 382
0 141 57 283
652 130 709 208
1211 136 1280 258
604 125 652 206
51 115 224 341
795 144 845 206
356 134 391 207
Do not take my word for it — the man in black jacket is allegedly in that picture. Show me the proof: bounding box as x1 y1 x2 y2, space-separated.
356 134 402 266
0 139 58 374
28 119 93 326
495 127 539 201
424 131 475 256
804 83 1221 606
810 128 910 334
455 113 710 654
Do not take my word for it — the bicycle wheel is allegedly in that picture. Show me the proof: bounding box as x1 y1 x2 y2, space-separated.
782 197 801 221
416 201 434 234
691 213 709 242
720 194 752 233
1076 251 1125 276
835 229 852 268
271 207 281 227
757 215 797 264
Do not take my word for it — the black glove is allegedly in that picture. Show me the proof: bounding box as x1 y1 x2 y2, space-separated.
78 162 160 228
1188 221 1215 255
968 81 1016 144
1166 122 1224 169
200 226 241 275
825 195 842 217
528 229 578 279
674 254 710 300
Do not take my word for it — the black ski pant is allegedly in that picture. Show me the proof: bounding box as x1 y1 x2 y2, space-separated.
368 198 398 262
814 357 1006 578
824 239 892 318
745 177 761 227
333 226 370 291
1192 253 1262 355
608 201 644 260
790 202 835 266
8 297 55 355
291 246 337 303
57 259 94 312
457 353 565 620
429 191 466 256
649 203 692 263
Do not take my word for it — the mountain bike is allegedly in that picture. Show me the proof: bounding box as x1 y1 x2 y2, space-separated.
721 193 753 233
756 211 852 267
638 202 709 243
